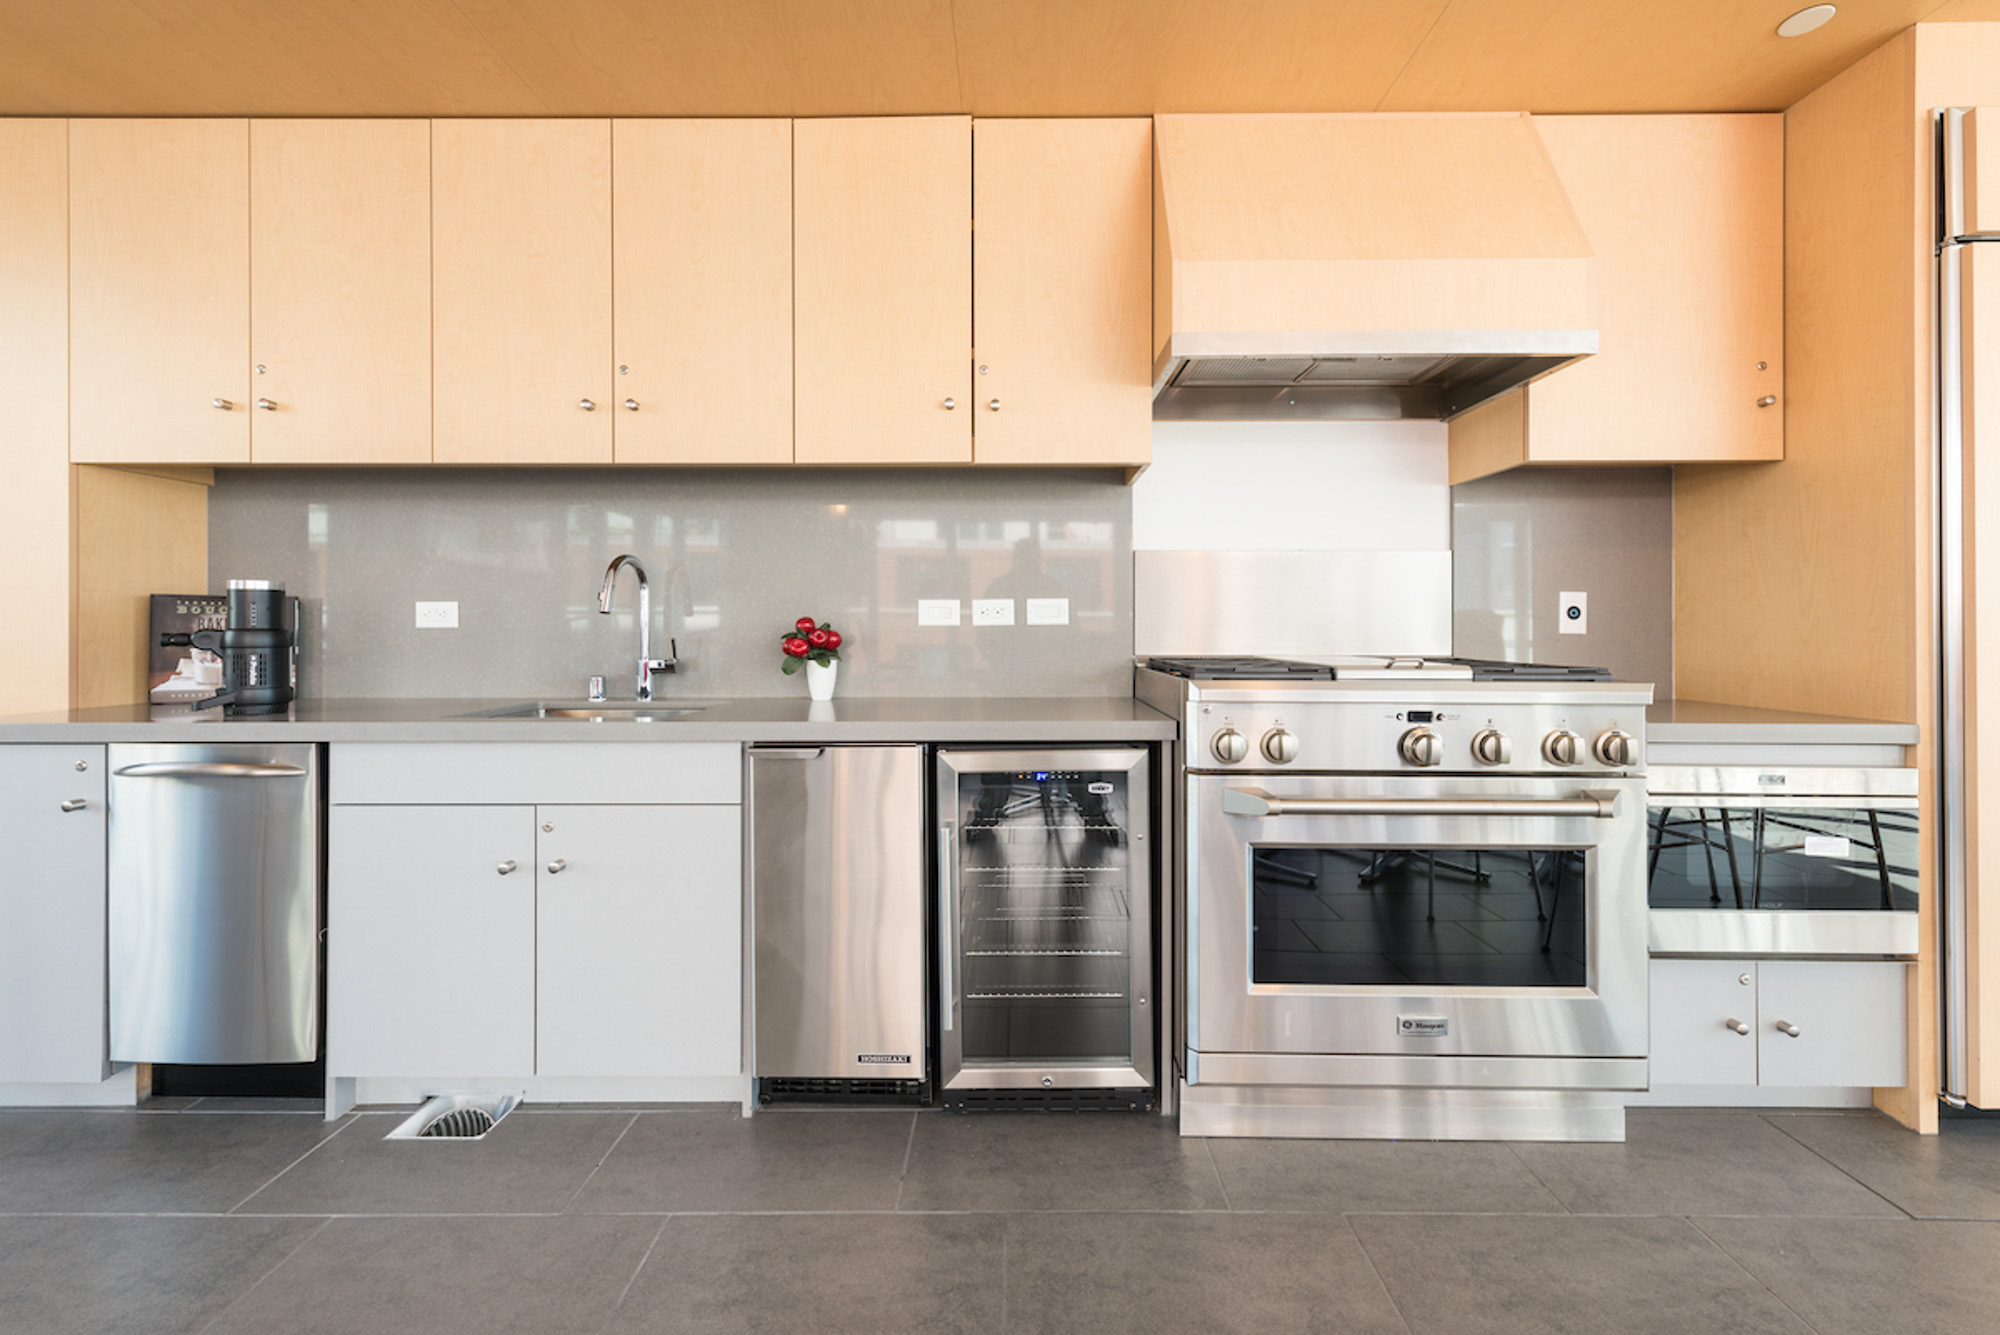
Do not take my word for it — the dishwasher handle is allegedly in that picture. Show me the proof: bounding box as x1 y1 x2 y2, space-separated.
1222 787 1625 819
113 761 309 779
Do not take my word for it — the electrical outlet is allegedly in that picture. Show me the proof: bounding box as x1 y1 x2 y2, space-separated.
1025 598 1069 626
917 599 961 627
1558 591 1587 635
415 601 459 629
972 598 1016 626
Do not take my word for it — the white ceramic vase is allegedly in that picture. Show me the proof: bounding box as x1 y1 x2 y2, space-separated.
806 658 838 701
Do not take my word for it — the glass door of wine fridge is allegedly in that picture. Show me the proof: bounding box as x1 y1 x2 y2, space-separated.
935 747 1153 1107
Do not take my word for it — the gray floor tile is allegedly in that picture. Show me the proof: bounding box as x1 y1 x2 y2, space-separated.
607 1213 1003 1335
1508 1108 1902 1216
898 1111 1228 1212
235 1110 633 1215
182 1097 326 1115
1696 1215 2000 1334
0 1109 347 1214
1766 1110 2000 1218
204 1214 659 1335
569 1108 913 1214
1005 1212 1408 1335
1209 1137 1567 1214
1353 1214 1813 1335
0 1215 321 1335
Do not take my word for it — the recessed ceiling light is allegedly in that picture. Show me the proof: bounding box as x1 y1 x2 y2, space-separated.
1777 5 1836 38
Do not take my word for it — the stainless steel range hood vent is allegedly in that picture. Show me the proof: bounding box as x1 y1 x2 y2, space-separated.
1152 114 1597 422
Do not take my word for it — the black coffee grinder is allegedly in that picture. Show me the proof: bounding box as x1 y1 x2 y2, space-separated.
159 579 296 716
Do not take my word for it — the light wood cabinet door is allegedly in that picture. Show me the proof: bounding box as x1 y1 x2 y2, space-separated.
613 119 792 464
69 119 249 464
536 804 742 1078
972 119 1151 468
434 119 612 464
328 804 537 1078
795 116 971 464
1449 115 1784 483
0 746 107 1084
250 120 431 464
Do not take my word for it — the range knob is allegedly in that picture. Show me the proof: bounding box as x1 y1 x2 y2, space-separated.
1594 729 1639 767
1261 728 1299 765
1398 727 1443 767
1211 727 1249 764
1471 728 1512 767
1543 729 1584 766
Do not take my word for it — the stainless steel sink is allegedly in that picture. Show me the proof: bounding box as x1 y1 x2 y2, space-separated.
464 701 712 723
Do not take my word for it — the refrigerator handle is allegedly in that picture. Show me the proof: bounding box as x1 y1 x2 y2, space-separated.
938 817 956 1033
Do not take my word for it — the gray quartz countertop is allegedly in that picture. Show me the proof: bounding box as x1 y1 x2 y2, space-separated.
0 696 1178 745
1646 698 1918 746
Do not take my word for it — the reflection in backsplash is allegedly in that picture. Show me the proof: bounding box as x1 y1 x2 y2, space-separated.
207 469 1134 700
1450 467 1673 694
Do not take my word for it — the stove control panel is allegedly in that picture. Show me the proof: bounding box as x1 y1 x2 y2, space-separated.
1187 697 1646 775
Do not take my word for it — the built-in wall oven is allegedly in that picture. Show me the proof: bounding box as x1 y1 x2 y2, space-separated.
1646 766 1919 958
1138 658 1654 1141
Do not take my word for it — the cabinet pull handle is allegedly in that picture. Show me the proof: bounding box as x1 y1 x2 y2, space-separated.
496 860 517 876
987 398 1001 412
624 399 639 411
942 397 956 410
1775 1020 1801 1038
59 798 87 813
1725 1018 1749 1036
212 398 233 410
1757 395 1778 408
546 858 567 875
579 398 596 412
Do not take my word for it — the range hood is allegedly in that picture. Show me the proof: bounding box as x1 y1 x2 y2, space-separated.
1152 113 1597 422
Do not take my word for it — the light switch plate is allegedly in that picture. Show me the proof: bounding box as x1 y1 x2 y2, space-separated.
415 601 459 629
917 599 961 627
1026 598 1069 626
1558 591 1587 635
972 598 1016 626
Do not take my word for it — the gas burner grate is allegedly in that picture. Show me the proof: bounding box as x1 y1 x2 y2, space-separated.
1144 656 1334 680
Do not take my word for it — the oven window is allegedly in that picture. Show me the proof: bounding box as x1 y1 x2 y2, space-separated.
1251 846 1587 988
1647 806 1919 912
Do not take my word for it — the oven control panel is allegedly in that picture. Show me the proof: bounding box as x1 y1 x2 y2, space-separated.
1191 700 1646 775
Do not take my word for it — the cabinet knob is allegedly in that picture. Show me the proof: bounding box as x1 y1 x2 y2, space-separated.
256 397 277 411
623 399 639 411
212 398 233 410
988 398 1001 412
1775 1020 1801 1038
547 858 567 875
942 397 956 410
1725 1018 1750 1036
1757 395 1778 408
579 399 596 412
59 798 87 813
496 859 517 875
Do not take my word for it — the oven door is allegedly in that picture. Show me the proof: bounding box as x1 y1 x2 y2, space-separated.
1186 770 1650 1086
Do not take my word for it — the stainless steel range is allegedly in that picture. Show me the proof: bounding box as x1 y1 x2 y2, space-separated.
1136 656 1654 1142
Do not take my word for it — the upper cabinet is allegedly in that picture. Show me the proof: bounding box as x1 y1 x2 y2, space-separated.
433 119 613 465
249 120 431 465
613 119 793 465
1448 115 1784 484
70 119 250 465
972 119 1152 469
795 116 973 465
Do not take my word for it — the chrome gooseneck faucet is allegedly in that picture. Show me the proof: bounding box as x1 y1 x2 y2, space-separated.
598 554 675 700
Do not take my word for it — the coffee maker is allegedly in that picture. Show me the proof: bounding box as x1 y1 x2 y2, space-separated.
159 579 297 716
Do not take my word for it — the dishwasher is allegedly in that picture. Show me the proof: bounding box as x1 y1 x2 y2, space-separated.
108 743 322 1066
749 744 928 1103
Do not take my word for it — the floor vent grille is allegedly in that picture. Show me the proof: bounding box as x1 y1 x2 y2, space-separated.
945 1087 1153 1113
758 1077 925 1106
385 1093 521 1141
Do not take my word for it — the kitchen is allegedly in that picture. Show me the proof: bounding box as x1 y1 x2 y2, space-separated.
2 2 1998 1329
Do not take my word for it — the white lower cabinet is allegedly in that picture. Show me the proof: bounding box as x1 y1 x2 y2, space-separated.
0 746 109 1084
328 743 742 1085
1650 958 1906 1089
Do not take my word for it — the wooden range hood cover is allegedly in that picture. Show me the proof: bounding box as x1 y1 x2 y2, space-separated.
1152 113 1597 422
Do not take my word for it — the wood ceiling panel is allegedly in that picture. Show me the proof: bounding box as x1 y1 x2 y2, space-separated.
449 0 960 116
1379 0 1944 112
0 0 545 115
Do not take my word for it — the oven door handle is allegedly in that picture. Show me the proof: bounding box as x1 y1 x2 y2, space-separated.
1221 787 1625 819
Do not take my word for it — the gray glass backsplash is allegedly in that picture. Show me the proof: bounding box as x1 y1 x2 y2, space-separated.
1451 467 1674 695
207 469 1134 700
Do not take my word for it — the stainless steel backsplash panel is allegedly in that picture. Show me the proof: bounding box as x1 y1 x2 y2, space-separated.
1133 550 1452 658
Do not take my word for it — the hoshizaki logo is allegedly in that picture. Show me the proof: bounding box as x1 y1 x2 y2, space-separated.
857 1054 912 1064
